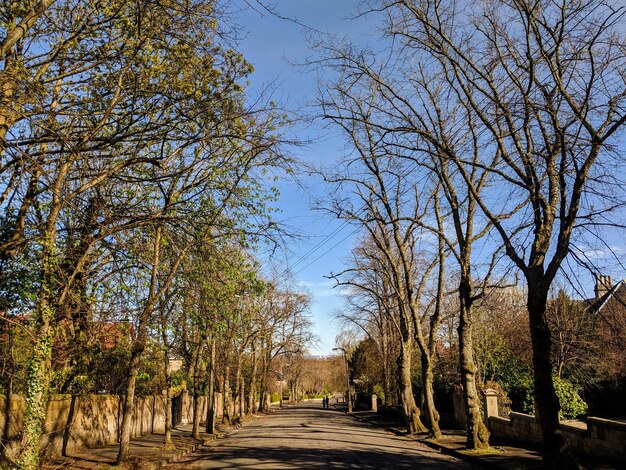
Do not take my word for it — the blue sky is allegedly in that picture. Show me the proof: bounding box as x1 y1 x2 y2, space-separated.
234 1 626 354
235 1 370 355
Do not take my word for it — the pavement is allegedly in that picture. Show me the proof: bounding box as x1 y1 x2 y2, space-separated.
349 410 543 470
42 419 243 469
40 401 621 469
349 409 620 470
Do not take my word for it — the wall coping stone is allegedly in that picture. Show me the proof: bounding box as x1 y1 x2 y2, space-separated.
587 417 626 432
560 422 587 436
489 416 510 424
509 412 538 423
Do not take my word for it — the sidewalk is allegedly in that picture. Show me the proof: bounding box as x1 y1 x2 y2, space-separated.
42 416 261 470
350 410 619 470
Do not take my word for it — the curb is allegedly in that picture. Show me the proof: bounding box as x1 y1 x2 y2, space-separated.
417 439 504 470
156 417 256 467
154 437 207 468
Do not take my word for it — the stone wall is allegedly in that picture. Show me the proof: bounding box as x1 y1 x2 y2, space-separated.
480 390 626 462
488 412 542 445
0 393 166 460
179 392 224 425
0 391 240 461
488 413 626 461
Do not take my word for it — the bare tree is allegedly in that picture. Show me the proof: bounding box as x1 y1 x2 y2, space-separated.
335 249 399 407
374 0 626 465
318 101 446 435
256 281 314 412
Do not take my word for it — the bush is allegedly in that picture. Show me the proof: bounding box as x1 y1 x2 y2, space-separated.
554 376 587 419
508 374 587 419
584 376 626 417
508 374 534 414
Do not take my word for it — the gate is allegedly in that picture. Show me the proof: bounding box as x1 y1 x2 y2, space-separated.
171 393 183 426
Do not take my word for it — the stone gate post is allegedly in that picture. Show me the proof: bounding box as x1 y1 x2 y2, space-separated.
482 388 499 429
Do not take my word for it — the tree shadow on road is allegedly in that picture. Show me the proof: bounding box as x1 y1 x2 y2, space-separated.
167 443 465 469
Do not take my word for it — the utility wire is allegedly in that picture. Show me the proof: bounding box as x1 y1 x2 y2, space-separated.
291 226 360 278
287 219 352 273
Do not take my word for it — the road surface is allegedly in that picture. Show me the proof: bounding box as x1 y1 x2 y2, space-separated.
165 402 469 469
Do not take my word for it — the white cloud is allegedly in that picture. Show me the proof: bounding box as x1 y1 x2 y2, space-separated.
297 279 346 298
572 245 626 260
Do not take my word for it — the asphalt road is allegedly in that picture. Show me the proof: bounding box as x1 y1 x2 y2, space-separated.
165 402 469 469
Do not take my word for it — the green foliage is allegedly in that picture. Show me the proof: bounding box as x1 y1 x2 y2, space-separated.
350 338 385 395
87 338 131 395
482 350 531 393
1 3 291 466
0 253 39 312
51 369 93 395
508 374 588 419
508 374 535 415
135 346 167 396
0 319 32 394
170 369 188 389
372 384 385 404
553 376 588 419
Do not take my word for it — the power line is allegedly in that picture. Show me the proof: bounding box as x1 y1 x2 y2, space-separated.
286 219 352 273
291 226 360 278
282 160 426 281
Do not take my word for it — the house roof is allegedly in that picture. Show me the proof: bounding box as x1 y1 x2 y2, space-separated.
99 321 135 349
585 279 626 314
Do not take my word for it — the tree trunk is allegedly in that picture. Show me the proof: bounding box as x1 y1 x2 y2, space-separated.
398 340 426 434
458 280 489 449
247 344 257 414
192 392 203 440
382 361 392 406
420 351 442 439
239 371 245 420
15 206 60 469
222 364 231 424
191 341 205 439
233 353 243 421
118 224 164 464
164 389 173 445
160 312 174 448
117 351 142 464
381 322 393 406
17 279 54 469
258 351 269 412
162 361 173 447
526 271 572 468
205 339 216 434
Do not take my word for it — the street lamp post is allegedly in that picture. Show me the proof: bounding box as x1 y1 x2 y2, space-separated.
332 347 352 413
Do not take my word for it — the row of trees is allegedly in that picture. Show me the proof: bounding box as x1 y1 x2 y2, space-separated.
342 282 618 422
0 1 316 469
318 0 626 467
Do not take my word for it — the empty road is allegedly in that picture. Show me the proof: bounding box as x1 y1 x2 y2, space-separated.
165 402 469 469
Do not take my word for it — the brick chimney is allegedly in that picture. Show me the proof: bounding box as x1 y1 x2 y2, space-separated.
595 274 613 298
